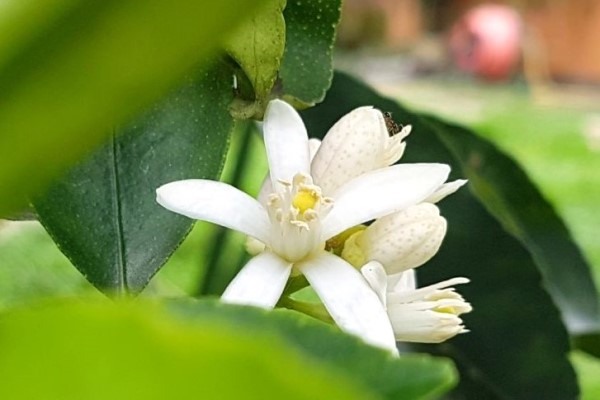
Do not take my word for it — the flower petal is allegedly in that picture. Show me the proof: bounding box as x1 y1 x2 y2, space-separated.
425 179 468 203
263 99 310 186
156 179 271 243
257 138 321 206
321 163 451 240
360 261 388 306
221 252 293 309
297 251 398 354
388 269 417 293
311 106 391 195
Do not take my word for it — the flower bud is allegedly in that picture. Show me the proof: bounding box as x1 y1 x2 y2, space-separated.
353 203 447 275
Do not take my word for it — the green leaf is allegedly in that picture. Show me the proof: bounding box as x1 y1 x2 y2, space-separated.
0 0 266 216
32 66 233 294
0 222 96 311
300 72 579 400
0 300 375 400
168 299 457 400
226 0 286 119
429 117 600 334
279 0 341 108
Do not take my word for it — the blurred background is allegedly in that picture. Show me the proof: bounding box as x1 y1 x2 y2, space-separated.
335 1 600 395
335 0 600 285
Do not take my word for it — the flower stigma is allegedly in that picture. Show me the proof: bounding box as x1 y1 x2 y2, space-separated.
265 173 332 262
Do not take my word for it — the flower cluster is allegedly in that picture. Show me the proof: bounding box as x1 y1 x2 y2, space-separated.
156 99 471 354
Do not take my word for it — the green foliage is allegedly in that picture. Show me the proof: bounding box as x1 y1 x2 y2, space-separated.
429 117 600 334
227 0 286 119
0 300 377 400
33 67 234 294
301 72 581 400
168 299 458 400
280 0 342 107
0 0 266 216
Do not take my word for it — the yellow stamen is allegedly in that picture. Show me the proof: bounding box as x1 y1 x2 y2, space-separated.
292 189 318 214
435 306 457 315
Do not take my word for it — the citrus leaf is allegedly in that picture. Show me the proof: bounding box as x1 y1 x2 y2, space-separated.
33 66 233 294
279 0 341 108
0 300 375 400
168 299 457 400
300 72 579 400
428 117 600 334
226 0 286 119
0 0 266 215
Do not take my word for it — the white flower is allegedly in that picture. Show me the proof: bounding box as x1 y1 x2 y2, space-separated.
156 99 451 353
362 262 472 343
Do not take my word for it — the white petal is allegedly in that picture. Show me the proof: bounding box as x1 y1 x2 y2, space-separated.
221 252 293 309
425 179 468 203
256 175 273 206
359 203 447 274
389 269 417 293
311 106 390 195
257 138 320 206
322 163 451 240
263 99 310 186
360 261 388 306
308 138 322 161
387 307 466 343
297 251 398 354
389 277 470 304
156 180 271 243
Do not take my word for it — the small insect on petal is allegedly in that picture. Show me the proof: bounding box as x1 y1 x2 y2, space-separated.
383 111 404 137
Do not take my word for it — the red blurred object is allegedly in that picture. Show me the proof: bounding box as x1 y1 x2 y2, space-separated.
449 4 522 81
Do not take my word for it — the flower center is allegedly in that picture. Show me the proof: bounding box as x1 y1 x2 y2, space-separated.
292 189 319 214
265 173 333 262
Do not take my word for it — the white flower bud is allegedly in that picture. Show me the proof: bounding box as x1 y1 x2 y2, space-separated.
356 203 447 275
387 276 472 343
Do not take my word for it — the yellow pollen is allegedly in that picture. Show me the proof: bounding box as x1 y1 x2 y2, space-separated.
435 306 457 315
292 190 318 213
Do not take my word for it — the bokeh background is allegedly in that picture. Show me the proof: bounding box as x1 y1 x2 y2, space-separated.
336 1 600 396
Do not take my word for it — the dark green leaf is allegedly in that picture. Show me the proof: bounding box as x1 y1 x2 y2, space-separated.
0 0 266 216
168 299 457 400
279 0 341 108
300 72 578 400
429 117 600 334
575 333 600 359
0 300 374 400
226 0 286 119
33 66 233 294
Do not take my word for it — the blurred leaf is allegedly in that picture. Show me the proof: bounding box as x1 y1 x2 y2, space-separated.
168 299 457 400
0 0 266 215
0 222 96 311
33 67 233 294
575 333 600 359
571 351 600 400
429 117 600 334
1 206 37 221
279 0 341 108
0 300 375 400
226 0 286 119
301 72 579 400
